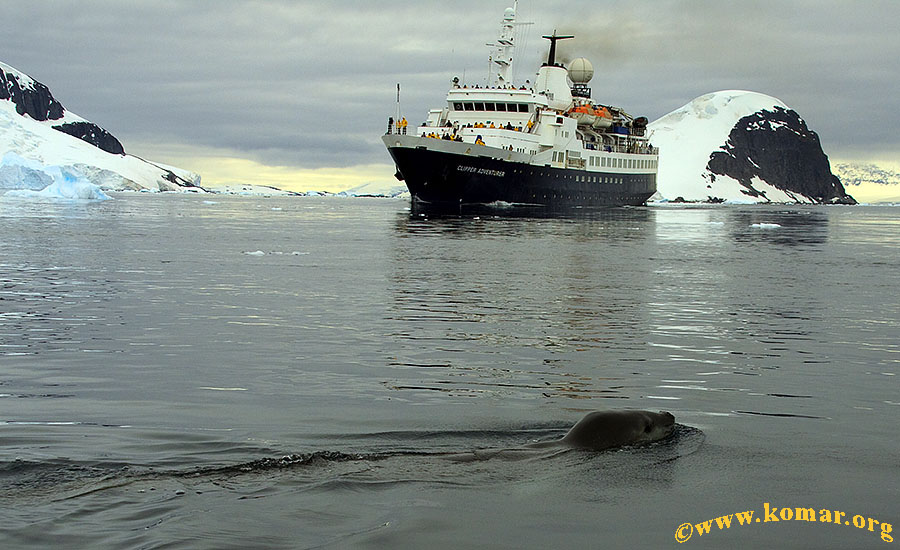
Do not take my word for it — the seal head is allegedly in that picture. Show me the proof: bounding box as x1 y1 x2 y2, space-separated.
560 410 675 451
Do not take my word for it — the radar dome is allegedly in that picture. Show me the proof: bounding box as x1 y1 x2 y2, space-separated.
503 7 515 20
568 58 594 84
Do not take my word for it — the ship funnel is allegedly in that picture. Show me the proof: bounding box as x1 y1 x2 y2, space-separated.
542 31 574 66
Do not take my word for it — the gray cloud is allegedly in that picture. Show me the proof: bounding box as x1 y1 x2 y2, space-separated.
2 0 898 170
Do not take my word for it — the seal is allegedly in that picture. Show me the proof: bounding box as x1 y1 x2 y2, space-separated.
553 409 675 451
446 409 676 461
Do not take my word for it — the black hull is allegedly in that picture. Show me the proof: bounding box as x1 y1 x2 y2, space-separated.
387 145 656 208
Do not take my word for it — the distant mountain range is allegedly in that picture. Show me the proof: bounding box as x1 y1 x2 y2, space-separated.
832 162 900 188
1 60 201 195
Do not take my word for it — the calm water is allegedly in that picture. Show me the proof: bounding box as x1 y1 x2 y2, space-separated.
1 194 897 549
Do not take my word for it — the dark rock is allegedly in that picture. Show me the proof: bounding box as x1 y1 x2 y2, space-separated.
2 64 126 155
1 68 65 121
707 107 856 204
52 122 125 155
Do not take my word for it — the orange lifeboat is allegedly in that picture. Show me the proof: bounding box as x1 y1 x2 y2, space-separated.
568 103 597 126
591 106 613 129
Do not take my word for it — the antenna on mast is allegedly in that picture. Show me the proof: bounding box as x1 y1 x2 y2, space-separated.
485 2 533 87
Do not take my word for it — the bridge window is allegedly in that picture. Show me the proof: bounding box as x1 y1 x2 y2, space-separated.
474 103 485 111
453 102 463 111
464 103 474 111
496 103 507 112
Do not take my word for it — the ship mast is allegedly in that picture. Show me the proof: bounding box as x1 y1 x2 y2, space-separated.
486 1 532 87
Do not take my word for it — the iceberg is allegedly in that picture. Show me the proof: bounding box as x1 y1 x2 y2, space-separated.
0 152 110 200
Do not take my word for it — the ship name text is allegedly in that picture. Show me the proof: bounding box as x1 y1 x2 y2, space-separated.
457 165 505 177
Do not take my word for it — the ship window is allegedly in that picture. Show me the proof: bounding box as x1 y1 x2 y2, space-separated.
453 102 463 111
484 102 495 111
518 104 529 112
496 103 506 112
464 103 474 111
474 103 485 111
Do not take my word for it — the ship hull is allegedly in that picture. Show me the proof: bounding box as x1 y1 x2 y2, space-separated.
384 137 656 208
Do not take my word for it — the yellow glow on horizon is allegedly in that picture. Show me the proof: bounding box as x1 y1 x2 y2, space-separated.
831 157 900 204
181 156 397 193
843 182 900 204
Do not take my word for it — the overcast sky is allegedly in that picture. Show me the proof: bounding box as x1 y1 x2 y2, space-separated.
3 1 899 189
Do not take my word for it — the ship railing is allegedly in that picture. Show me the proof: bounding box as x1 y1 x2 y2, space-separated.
386 118 410 135
584 143 659 155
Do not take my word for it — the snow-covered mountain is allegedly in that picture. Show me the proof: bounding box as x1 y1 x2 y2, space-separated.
1 61 202 197
648 90 855 204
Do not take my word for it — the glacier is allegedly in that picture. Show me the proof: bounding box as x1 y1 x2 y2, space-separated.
0 152 110 200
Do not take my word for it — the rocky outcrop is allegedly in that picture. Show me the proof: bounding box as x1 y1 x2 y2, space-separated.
707 107 856 204
0 68 64 121
52 121 125 155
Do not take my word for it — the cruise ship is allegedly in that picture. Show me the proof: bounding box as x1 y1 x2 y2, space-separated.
383 3 658 209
